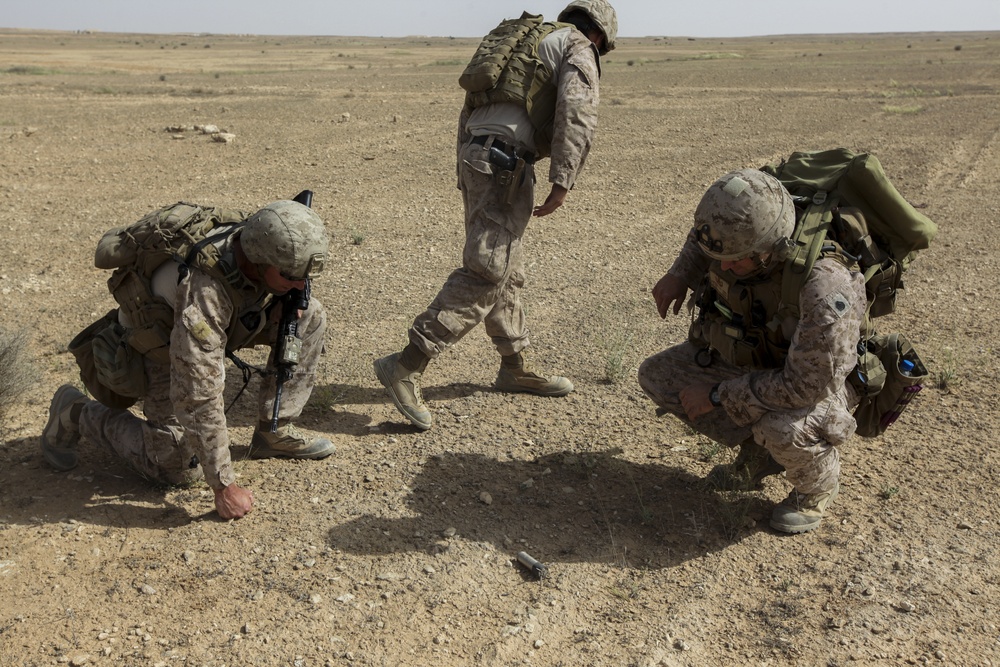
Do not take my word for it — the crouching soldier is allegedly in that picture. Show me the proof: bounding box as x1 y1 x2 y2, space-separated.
638 170 867 533
42 200 334 519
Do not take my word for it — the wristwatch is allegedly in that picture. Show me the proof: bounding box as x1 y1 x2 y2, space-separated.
709 383 722 407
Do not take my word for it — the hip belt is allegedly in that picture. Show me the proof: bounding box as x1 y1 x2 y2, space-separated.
470 134 536 164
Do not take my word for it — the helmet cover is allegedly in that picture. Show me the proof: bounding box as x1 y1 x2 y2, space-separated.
559 0 618 53
241 200 329 279
693 169 795 261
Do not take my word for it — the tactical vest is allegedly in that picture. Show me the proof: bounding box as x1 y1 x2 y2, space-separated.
690 211 863 369
95 202 273 365
460 13 574 158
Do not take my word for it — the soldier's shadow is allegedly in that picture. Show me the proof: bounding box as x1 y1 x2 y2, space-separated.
0 437 210 529
313 381 491 406
327 449 769 570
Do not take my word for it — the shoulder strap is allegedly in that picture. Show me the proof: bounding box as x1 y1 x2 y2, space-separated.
779 191 837 321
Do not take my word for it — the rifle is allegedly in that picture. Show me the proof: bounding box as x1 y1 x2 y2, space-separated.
270 189 314 432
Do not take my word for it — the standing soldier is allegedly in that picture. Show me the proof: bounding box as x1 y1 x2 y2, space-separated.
41 200 334 519
374 0 618 430
638 170 867 533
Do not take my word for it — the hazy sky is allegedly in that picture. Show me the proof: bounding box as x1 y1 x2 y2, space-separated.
3 0 998 38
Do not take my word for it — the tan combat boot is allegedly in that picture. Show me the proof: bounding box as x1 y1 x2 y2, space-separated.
707 439 785 491
41 385 90 472
495 352 573 397
769 483 839 534
373 351 432 430
250 421 335 460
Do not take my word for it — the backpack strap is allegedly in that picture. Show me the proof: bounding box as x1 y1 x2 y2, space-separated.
177 223 241 284
779 191 838 321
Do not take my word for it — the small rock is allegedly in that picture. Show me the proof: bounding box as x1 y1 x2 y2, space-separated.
479 491 493 505
310 594 323 604
957 521 973 530
897 600 916 612
533 639 544 649
139 584 157 596
335 593 353 603
340 113 351 122
423 565 436 575
433 634 445 645
198 124 220 134
442 527 456 538
181 551 194 563
211 132 236 143
520 478 535 490
69 655 89 666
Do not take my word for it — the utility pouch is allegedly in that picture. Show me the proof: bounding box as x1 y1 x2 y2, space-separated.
487 147 525 206
68 309 139 409
92 319 148 400
852 332 928 437
504 157 526 205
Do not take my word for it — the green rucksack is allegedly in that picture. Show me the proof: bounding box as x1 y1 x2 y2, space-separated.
762 148 938 437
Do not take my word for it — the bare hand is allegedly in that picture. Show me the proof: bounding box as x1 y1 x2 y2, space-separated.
533 184 568 217
680 383 716 420
214 484 254 519
652 273 689 319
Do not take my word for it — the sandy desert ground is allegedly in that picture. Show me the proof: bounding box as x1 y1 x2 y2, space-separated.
1 26 999 666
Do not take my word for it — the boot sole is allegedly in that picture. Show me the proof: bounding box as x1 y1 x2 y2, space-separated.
41 385 84 472
373 358 432 430
249 443 336 460
494 375 574 397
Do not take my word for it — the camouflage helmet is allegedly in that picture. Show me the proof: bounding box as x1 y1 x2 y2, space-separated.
241 200 329 279
693 169 795 262
559 0 618 54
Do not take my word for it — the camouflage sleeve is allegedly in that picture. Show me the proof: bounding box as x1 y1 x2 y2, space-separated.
169 269 236 490
668 229 712 290
720 258 866 426
547 31 600 191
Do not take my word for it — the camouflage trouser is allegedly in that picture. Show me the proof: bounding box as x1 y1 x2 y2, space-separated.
78 355 201 486
78 297 327 486
409 139 535 359
638 342 856 494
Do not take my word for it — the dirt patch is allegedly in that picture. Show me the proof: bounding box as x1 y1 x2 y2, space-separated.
1 29 998 665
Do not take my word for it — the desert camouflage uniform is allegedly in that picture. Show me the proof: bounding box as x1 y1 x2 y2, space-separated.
639 233 866 494
408 27 600 358
78 251 327 490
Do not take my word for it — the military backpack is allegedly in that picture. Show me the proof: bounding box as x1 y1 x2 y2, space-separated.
69 203 249 407
762 148 938 437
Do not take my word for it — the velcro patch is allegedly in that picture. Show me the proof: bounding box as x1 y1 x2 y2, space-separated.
824 291 851 318
190 319 213 342
722 176 749 198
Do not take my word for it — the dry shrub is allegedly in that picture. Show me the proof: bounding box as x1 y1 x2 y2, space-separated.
0 327 35 422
